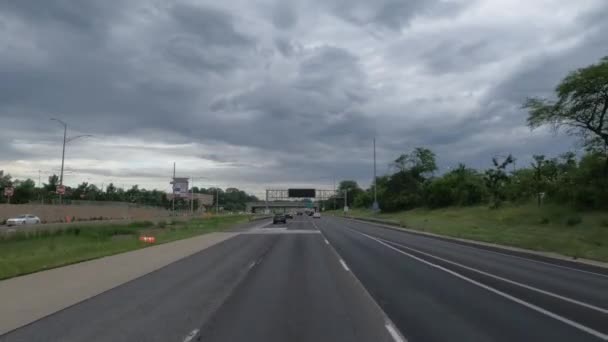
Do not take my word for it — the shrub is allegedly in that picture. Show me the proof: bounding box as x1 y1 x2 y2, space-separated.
566 216 582 226
539 217 550 224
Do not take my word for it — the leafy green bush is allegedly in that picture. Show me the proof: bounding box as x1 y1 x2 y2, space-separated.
566 216 582 226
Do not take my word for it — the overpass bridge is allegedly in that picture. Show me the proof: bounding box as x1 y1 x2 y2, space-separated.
245 201 318 213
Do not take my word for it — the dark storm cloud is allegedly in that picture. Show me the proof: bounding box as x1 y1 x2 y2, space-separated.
2 0 607 191
271 0 298 30
0 0 125 35
170 3 254 47
324 0 469 30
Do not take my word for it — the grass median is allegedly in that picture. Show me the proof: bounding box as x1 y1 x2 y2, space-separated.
0 215 249 280
330 204 608 263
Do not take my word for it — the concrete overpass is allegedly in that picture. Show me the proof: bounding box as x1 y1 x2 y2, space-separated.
245 201 318 213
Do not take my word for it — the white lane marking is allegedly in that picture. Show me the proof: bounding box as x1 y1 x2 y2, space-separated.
339 259 350 271
354 219 608 279
385 322 407 342
324 238 330 245
248 261 257 269
183 329 199 342
357 232 608 341
374 237 608 315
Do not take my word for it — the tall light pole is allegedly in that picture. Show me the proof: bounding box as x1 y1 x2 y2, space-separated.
372 138 380 212
50 118 92 204
343 188 350 213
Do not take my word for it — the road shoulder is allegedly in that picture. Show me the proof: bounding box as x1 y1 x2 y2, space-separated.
0 231 239 335
342 216 608 272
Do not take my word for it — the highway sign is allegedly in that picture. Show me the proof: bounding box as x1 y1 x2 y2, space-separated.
56 185 66 195
288 189 316 198
4 187 14 197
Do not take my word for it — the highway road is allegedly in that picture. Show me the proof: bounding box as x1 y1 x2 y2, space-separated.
2 215 607 341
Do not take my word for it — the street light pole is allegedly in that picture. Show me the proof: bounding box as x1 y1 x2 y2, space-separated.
216 188 219 214
51 118 92 205
344 189 349 213
372 138 380 212
51 118 67 204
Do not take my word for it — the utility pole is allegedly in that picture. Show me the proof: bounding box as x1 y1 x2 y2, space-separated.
190 176 194 215
333 177 336 211
172 162 176 215
372 138 380 212
216 187 219 214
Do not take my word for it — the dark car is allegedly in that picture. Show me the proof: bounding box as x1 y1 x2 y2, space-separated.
296 212 303 216
285 213 294 219
273 213 287 224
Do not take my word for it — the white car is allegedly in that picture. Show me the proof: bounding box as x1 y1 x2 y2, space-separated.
6 214 41 226
313 212 321 218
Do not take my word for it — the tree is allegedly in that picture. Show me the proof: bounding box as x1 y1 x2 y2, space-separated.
524 56 608 171
337 180 363 208
13 179 36 204
484 155 515 208
392 147 437 176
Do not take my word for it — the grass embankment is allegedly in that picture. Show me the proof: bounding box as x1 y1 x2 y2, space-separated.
0 215 248 280
333 204 608 262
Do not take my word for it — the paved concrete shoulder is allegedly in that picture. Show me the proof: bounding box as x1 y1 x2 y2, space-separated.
0 231 239 335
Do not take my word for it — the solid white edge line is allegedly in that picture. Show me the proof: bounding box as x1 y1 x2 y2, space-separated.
354 218 608 279
339 259 350 271
183 328 199 342
358 231 608 341
385 322 407 342
324 238 330 245
374 236 608 315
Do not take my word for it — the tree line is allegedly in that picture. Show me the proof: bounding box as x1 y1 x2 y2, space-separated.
0 173 258 211
328 56 608 212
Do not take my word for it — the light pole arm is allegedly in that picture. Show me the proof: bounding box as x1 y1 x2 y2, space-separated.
66 134 93 143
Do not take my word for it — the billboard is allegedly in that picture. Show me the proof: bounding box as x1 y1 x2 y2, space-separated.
171 177 189 198
288 188 316 198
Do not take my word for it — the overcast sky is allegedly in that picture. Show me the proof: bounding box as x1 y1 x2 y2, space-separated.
1 0 607 197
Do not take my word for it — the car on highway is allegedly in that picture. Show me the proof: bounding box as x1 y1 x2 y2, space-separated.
296 211 303 216
6 214 41 226
273 213 287 224
313 212 321 219
285 213 293 219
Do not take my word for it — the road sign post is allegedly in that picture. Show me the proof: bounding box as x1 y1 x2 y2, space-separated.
56 185 66 196
4 187 14 204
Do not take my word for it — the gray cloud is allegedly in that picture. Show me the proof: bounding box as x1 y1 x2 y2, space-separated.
1 0 607 193
324 0 469 30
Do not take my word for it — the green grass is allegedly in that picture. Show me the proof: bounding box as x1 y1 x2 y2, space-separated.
0 215 248 280
331 204 608 262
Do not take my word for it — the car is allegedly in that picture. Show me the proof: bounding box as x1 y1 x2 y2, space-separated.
6 214 41 226
313 212 321 218
285 213 293 219
296 212 303 216
273 213 287 224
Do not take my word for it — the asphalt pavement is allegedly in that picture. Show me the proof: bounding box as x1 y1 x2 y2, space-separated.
318 216 608 342
1 217 393 342
2 215 607 342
